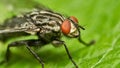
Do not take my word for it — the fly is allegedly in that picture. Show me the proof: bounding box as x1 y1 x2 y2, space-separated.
0 3 95 68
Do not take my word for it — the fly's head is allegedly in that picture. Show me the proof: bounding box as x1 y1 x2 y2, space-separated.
61 16 85 38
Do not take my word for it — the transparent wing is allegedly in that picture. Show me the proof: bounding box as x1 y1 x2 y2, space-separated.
0 23 39 42
0 28 27 34
0 16 39 34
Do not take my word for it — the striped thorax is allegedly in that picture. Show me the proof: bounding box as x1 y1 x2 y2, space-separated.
19 9 80 42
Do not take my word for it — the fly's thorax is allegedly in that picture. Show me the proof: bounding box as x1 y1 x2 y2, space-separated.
37 17 62 42
24 9 65 32
23 9 65 42
37 21 61 42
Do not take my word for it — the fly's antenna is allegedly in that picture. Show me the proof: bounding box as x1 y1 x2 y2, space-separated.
78 25 85 30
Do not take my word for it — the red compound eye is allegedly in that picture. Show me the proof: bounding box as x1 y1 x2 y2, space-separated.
70 16 78 23
61 20 71 35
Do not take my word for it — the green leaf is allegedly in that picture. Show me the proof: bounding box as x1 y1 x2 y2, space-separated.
0 0 120 68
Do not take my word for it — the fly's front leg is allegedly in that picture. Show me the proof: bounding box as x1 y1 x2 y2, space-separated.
78 36 95 46
0 40 45 68
52 40 78 68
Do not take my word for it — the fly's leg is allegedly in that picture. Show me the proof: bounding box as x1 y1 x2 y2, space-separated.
0 41 25 65
25 43 44 68
0 40 45 68
63 43 78 68
78 25 95 46
52 40 78 68
78 36 95 46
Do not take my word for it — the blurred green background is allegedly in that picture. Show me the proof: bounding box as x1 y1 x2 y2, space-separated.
0 0 120 68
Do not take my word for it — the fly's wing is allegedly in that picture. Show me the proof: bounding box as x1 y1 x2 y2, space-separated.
0 16 27 32
0 28 27 34
0 17 36 34
0 16 39 42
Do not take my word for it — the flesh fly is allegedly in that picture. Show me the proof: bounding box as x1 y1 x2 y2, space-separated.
0 3 94 68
